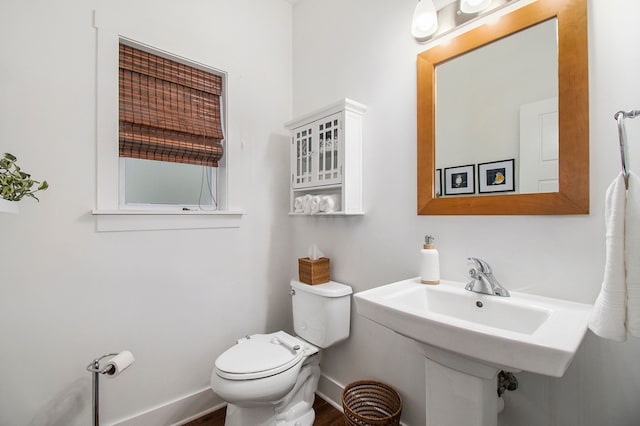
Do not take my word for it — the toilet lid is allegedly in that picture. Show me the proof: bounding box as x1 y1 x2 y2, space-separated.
215 332 305 380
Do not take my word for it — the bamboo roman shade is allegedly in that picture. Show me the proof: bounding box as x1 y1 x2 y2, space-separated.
119 44 224 167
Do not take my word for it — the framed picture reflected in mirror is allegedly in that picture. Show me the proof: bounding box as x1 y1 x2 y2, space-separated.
444 164 475 196
478 159 515 194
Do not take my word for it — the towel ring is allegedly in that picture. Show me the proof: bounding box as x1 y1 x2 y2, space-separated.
614 110 640 189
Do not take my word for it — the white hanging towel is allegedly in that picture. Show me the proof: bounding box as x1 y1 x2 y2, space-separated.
589 172 627 342
626 172 640 336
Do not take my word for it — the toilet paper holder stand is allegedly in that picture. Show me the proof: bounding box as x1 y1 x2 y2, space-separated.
86 353 122 426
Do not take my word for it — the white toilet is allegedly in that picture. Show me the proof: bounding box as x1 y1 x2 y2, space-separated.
210 279 352 426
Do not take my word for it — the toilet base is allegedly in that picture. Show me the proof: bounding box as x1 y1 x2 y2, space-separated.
224 356 320 426
225 401 315 426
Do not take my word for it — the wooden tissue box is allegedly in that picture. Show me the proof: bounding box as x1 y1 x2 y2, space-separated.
298 257 330 285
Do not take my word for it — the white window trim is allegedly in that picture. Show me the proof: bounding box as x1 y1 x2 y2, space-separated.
90 209 242 232
92 11 242 232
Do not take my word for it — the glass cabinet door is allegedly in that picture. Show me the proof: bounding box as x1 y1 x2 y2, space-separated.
292 125 314 188
317 113 342 186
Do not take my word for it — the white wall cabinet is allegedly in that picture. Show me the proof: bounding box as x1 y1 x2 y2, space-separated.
285 99 366 215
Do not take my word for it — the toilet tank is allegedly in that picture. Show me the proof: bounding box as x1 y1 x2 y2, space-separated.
290 279 352 348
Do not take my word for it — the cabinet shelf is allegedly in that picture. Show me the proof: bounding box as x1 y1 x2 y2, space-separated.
292 183 343 190
285 98 366 215
288 211 364 217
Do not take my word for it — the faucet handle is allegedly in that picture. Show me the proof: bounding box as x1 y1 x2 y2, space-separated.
468 257 492 273
468 267 480 279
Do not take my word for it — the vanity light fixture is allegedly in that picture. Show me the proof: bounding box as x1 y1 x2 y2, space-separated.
412 0 439 40
459 0 492 14
413 0 532 45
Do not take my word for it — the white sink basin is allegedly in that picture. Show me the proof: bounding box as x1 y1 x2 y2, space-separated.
354 278 592 377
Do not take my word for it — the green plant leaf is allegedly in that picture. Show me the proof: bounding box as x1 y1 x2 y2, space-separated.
0 153 48 202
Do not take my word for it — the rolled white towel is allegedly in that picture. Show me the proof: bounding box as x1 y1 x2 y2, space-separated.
294 196 304 213
589 172 627 341
310 196 321 214
626 172 640 337
303 194 313 214
319 194 338 213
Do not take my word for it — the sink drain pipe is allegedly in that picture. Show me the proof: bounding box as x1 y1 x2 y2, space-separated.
497 370 518 413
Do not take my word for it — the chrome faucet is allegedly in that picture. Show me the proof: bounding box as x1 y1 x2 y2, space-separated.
465 258 510 297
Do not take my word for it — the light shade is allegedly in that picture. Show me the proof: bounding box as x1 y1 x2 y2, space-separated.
412 0 438 40
460 0 492 14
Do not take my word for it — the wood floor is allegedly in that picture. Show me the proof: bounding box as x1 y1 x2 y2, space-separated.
183 395 345 425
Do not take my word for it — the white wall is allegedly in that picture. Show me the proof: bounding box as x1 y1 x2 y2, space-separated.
0 0 292 424
291 0 640 425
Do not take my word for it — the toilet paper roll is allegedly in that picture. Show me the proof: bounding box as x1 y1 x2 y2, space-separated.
104 350 135 377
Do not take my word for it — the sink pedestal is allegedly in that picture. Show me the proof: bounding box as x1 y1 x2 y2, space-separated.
420 343 502 426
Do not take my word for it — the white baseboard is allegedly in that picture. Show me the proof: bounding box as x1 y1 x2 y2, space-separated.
109 373 398 426
110 387 225 426
316 373 345 412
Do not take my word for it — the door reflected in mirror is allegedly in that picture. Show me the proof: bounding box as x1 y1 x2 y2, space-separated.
436 19 558 197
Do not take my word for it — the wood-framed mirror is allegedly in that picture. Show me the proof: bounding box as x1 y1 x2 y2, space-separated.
417 0 588 215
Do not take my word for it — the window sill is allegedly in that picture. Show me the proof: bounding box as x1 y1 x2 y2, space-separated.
91 209 244 232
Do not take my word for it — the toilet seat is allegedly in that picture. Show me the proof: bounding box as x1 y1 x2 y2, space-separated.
215 332 306 380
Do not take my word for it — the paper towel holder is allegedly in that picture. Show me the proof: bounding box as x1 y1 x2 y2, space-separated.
86 352 133 426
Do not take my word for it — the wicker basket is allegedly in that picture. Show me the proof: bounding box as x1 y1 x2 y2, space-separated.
342 380 402 426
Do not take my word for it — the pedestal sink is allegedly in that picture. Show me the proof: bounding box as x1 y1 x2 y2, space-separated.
353 278 592 426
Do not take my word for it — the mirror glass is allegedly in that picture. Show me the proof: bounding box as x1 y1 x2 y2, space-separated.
417 0 588 215
435 19 558 197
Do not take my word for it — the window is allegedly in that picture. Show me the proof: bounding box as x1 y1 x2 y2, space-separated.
93 17 241 231
118 43 225 210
